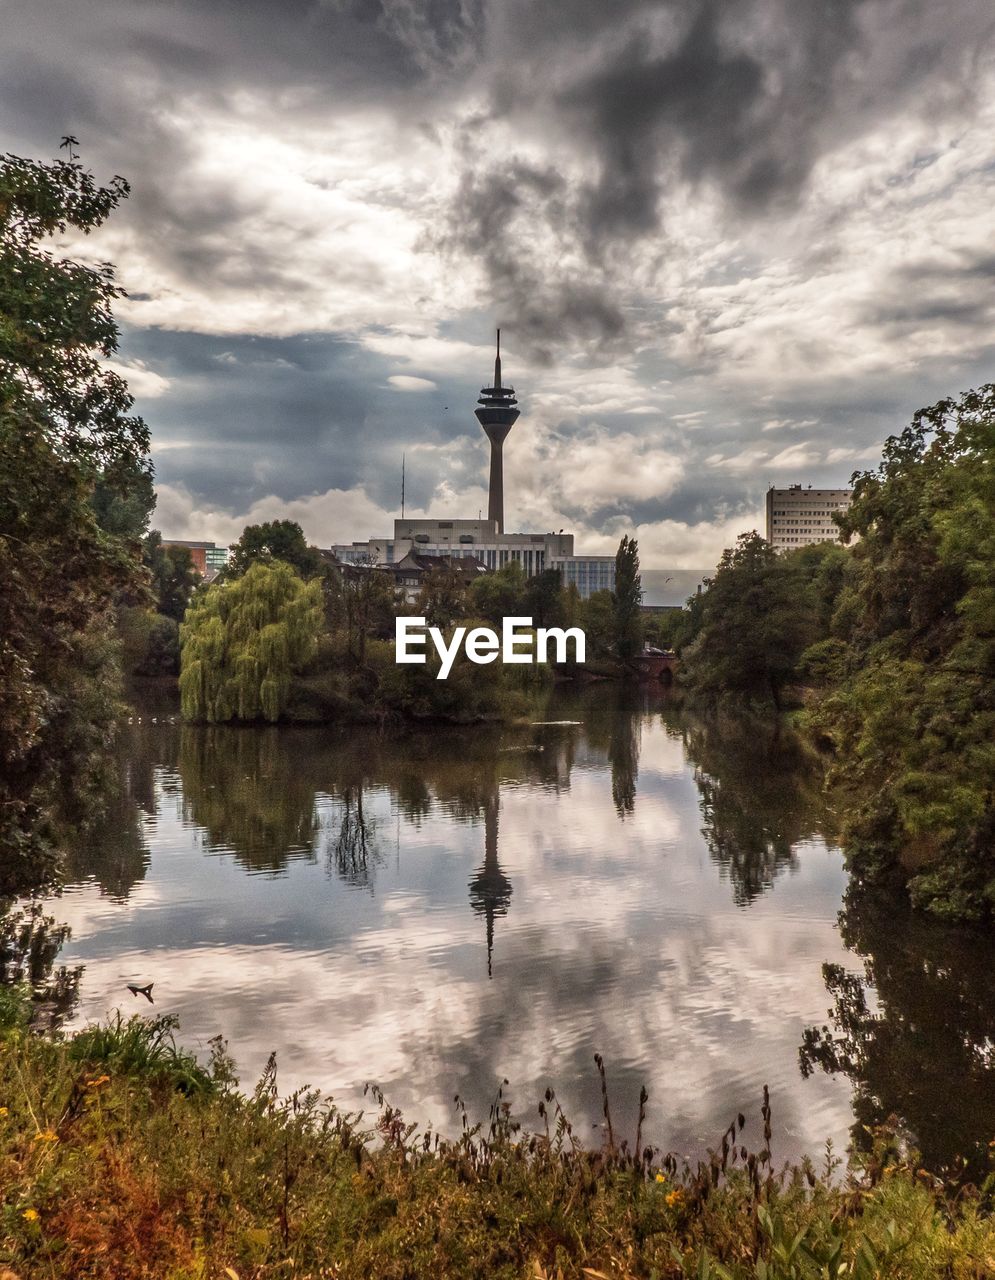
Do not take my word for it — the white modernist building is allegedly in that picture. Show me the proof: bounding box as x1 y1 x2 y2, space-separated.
330 519 619 599
765 485 852 552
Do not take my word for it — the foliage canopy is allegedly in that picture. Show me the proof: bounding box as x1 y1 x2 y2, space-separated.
226 519 324 580
0 148 150 871
180 561 323 723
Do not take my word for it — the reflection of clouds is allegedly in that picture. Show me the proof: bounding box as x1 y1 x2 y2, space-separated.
49 704 853 1162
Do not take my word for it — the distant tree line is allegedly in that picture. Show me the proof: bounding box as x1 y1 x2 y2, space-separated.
671 386 995 925
178 522 649 726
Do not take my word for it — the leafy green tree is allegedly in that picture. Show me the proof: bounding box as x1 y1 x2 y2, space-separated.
0 147 149 470
226 519 323 580
91 454 155 548
0 148 149 870
468 561 527 623
342 562 398 664
611 535 643 664
416 563 469 630
119 607 181 677
524 568 566 629
144 531 200 621
180 561 323 723
668 584 708 653
579 589 615 662
681 532 819 709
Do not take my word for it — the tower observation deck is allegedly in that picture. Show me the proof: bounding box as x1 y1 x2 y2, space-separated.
474 329 520 534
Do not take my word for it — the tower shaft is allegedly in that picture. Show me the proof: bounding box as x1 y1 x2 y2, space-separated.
475 329 520 535
487 438 505 531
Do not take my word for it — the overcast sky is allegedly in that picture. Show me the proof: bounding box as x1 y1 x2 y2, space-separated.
4 0 995 566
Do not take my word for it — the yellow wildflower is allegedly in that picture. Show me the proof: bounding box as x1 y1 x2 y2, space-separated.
655 1172 666 1184
22 1208 39 1222
0 1106 8 1117
32 1129 58 1144
665 1189 684 1208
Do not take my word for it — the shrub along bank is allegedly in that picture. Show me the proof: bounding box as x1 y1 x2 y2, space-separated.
1 999 993 1279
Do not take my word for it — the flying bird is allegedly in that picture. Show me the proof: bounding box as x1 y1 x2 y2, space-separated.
126 983 154 1003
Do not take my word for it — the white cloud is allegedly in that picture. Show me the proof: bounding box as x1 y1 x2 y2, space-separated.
105 358 170 399
153 481 401 546
387 374 438 392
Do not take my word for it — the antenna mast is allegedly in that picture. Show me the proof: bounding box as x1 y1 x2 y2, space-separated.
401 453 405 518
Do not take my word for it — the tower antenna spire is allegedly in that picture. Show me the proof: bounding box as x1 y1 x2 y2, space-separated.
494 328 502 390
401 452 405 518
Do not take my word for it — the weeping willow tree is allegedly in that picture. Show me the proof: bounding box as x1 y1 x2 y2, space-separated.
180 561 323 723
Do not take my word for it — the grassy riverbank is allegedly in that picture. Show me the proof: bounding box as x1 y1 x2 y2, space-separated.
2 1001 993 1279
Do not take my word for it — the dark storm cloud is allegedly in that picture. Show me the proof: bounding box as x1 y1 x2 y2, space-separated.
4 0 990 356
442 0 994 354
861 250 995 334
120 327 480 511
437 159 627 359
2 0 994 554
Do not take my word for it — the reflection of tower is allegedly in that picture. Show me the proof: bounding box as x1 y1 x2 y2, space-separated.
468 790 512 977
474 329 520 534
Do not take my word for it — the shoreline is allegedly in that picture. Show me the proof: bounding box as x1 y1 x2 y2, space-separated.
1 998 992 1279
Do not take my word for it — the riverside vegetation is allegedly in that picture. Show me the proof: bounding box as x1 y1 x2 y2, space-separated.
671 387 995 926
177 527 645 726
2 988 995 1280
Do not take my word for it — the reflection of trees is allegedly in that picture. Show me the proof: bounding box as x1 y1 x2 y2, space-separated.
0 901 82 1031
578 686 644 818
178 727 320 874
329 784 380 888
468 789 512 977
62 733 154 900
393 773 432 824
800 889 995 1177
608 703 639 818
675 712 831 906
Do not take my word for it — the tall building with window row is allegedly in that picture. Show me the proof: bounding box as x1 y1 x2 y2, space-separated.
765 485 852 552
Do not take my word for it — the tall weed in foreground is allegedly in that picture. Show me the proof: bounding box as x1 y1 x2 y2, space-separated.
1 1016 993 1278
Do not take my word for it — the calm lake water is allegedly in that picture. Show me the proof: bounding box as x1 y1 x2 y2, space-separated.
24 686 995 1171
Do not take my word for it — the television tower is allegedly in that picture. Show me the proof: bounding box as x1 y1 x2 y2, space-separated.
474 329 520 534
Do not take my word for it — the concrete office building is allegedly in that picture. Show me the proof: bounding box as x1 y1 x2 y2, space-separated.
333 519 574 575
393 518 573 575
329 524 621 599
765 485 852 551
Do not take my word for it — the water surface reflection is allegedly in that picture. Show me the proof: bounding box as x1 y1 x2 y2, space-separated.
12 688 988 1168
